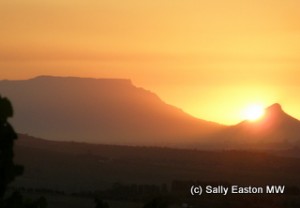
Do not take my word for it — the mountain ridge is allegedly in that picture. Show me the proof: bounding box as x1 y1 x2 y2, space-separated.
0 76 223 146
208 103 300 149
2 76 300 149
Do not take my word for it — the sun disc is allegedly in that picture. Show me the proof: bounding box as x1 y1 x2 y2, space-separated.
243 104 265 121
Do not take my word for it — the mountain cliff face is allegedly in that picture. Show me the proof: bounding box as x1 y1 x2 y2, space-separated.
0 76 222 146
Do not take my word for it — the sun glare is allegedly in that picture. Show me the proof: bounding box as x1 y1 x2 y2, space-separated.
243 104 265 121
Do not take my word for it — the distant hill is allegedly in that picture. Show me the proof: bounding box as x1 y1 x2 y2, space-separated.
13 134 300 192
208 103 300 149
0 76 222 146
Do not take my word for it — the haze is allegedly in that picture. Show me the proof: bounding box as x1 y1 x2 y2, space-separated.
1 0 300 124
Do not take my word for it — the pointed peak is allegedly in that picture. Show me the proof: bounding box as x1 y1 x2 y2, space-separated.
264 103 286 119
267 103 282 112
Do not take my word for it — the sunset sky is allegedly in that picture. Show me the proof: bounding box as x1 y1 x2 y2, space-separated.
1 0 300 125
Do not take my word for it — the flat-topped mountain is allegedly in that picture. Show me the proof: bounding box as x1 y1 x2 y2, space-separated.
0 76 222 146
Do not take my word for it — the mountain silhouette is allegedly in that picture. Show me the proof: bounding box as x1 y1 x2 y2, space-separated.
0 76 223 146
214 103 300 149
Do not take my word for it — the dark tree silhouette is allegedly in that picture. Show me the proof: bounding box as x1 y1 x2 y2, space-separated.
0 95 24 199
0 95 47 208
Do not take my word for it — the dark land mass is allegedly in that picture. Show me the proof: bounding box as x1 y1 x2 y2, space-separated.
11 134 300 207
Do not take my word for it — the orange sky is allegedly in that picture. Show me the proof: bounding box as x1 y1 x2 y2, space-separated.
1 0 300 125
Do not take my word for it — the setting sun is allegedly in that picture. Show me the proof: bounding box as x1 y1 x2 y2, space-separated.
243 104 265 121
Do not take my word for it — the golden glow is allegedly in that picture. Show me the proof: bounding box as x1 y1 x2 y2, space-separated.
1 0 300 124
242 104 265 121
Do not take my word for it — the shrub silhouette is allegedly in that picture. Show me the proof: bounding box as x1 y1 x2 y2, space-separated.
0 95 47 208
95 197 110 208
